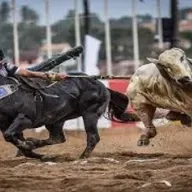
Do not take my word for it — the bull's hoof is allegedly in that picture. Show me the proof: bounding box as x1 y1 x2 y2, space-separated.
40 154 57 162
180 114 191 127
17 141 35 151
79 154 88 159
137 134 150 146
23 141 36 150
15 150 24 157
166 111 181 120
148 128 157 138
79 151 90 159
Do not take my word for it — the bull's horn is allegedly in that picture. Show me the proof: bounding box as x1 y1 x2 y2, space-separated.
146 57 159 64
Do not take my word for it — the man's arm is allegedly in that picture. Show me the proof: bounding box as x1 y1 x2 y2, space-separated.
16 68 67 81
5 62 67 80
16 68 47 79
4 62 46 78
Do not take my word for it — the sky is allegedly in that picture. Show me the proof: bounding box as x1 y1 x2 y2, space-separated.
1 0 192 25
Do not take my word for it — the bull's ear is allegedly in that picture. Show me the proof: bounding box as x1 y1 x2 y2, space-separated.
187 57 192 64
146 57 159 64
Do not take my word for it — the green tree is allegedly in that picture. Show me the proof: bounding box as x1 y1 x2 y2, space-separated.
64 10 154 62
138 14 152 23
110 16 132 29
20 5 39 24
19 6 42 50
0 23 13 56
179 31 192 57
0 7 155 63
180 31 192 41
179 8 191 20
18 23 45 50
0 1 10 23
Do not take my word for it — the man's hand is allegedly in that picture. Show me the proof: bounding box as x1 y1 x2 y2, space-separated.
55 73 68 81
45 72 68 81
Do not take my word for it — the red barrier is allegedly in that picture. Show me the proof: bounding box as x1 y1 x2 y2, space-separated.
108 79 129 94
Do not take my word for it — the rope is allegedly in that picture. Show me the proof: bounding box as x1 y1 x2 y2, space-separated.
67 75 132 80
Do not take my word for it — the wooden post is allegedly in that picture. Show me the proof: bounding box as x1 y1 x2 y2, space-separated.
12 0 19 66
170 0 178 48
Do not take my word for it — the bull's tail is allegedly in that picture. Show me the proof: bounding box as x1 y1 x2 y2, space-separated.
107 88 140 123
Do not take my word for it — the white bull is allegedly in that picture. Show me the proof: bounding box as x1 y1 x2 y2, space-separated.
126 48 192 146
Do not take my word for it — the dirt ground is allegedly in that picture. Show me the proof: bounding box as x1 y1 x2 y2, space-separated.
0 122 192 192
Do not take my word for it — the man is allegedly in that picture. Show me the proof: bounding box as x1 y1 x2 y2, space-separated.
0 49 67 81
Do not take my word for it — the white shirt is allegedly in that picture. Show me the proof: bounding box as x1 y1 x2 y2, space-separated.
0 61 19 77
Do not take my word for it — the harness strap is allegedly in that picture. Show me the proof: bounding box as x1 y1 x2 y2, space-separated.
8 77 21 85
18 76 59 98
34 91 43 124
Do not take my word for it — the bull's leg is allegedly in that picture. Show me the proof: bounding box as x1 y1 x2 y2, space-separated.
133 104 156 146
166 111 182 121
16 122 66 157
166 111 191 127
80 113 100 159
26 122 66 148
15 133 25 157
180 114 191 127
3 113 44 159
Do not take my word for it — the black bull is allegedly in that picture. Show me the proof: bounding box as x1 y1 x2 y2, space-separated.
0 74 138 160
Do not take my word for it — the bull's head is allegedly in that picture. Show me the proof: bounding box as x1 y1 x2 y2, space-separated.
147 48 192 86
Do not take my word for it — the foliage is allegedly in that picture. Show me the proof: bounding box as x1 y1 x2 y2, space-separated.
0 1 10 23
0 23 13 56
0 6 165 62
180 31 192 42
179 8 191 20
18 23 45 50
179 31 192 57
20 5 39 24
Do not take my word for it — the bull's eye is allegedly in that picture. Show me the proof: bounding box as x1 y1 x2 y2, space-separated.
180 56 184 62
